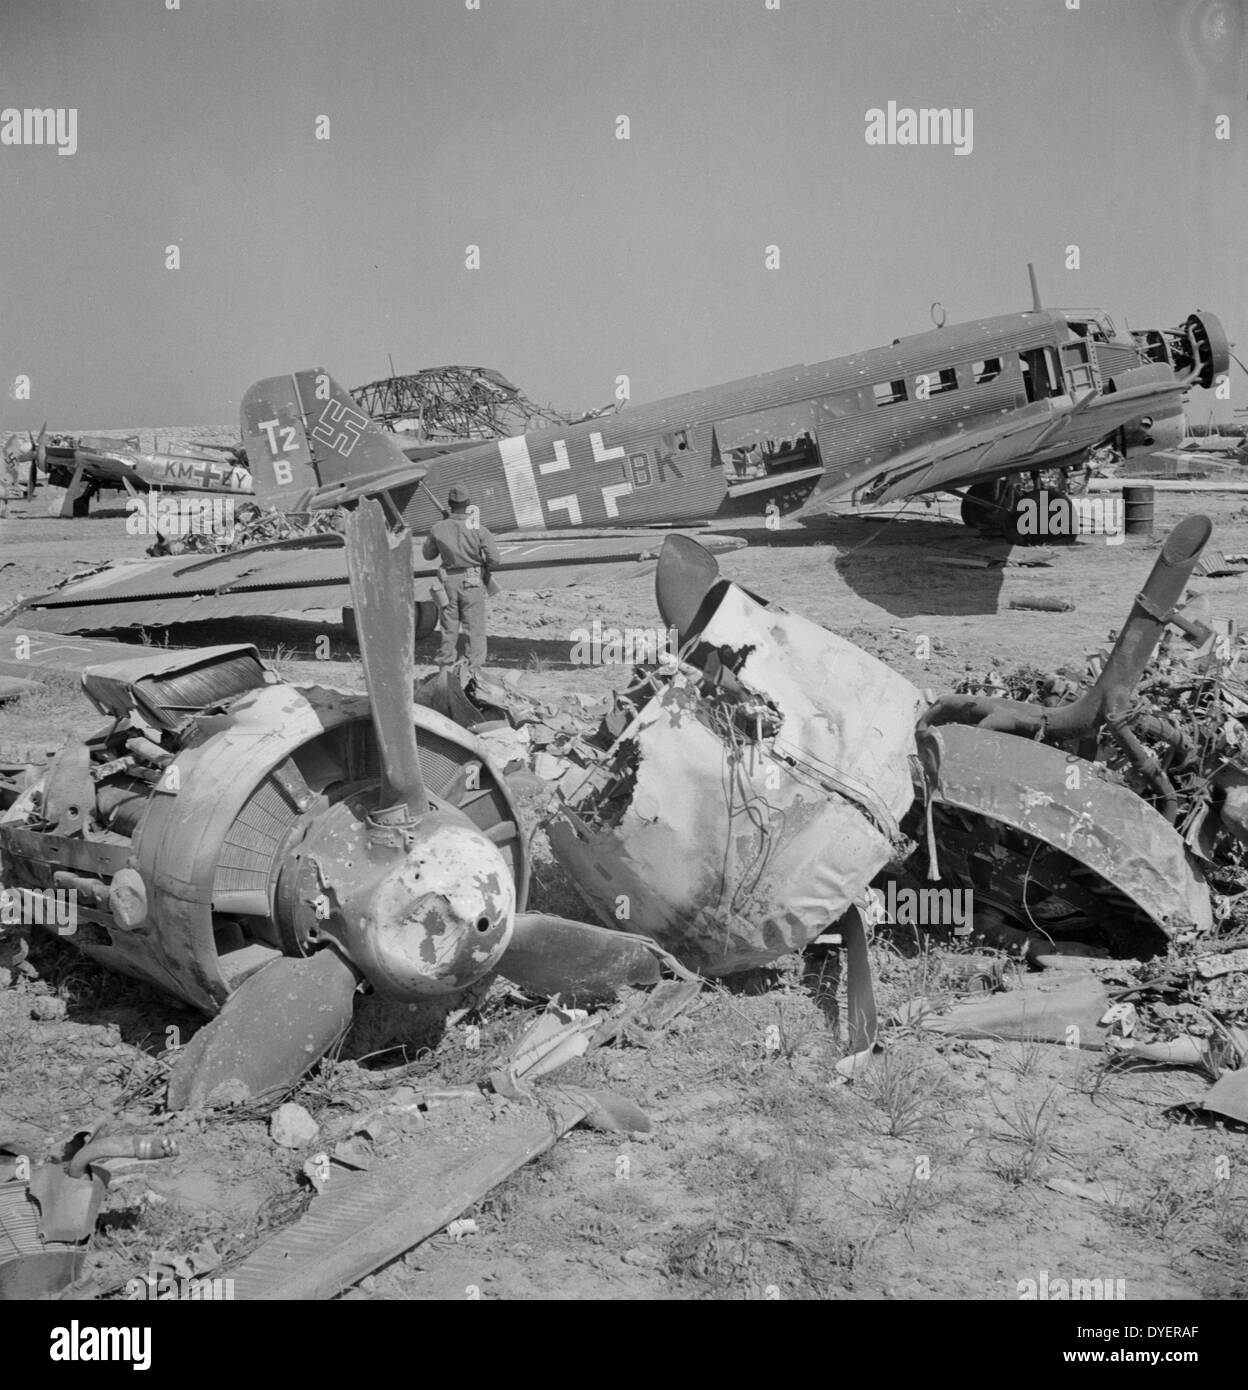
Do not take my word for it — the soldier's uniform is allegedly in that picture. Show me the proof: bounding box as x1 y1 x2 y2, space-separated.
421 487 502 672
0 455 19 519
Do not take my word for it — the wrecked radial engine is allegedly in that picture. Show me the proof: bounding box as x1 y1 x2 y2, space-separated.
0 503 675 1107
0 503 536 1111
0 645 524 1013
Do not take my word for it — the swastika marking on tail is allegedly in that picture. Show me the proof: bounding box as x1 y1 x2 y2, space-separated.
309 400 370 456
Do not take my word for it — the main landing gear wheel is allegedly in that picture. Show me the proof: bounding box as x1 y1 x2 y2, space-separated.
960 480 1008 533
1002 489 1078 547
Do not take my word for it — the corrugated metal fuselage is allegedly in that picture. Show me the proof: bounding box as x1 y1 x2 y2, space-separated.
399 309 1179 533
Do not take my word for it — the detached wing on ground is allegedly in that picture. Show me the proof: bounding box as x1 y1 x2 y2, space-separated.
0 631 160 697
4 532 746 636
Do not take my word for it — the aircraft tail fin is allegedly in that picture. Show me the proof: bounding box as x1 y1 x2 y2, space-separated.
242 369 422 511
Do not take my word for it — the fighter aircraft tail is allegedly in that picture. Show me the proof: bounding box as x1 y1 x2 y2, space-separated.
242 369 423 511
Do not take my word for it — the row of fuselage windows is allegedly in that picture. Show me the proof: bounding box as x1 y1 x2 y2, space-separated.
870 352 1019 409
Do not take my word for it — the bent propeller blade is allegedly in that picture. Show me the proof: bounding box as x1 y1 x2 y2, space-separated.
498 912 664 1001
655 534 722 650
343 497 428 814
166 949 361 1110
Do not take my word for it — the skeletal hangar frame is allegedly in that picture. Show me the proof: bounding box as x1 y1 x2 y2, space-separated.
349 365 588 441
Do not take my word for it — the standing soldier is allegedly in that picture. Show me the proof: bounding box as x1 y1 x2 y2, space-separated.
0 451 18 520
421 484 502 673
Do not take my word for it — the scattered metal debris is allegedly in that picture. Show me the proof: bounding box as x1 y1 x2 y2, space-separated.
222 1087 602 1300
1197 1067 1248 1124
5 494 1248 1303
217 975 687 1298
918 973 1113 1046
1 1125 177 1299
1007 595 1074 612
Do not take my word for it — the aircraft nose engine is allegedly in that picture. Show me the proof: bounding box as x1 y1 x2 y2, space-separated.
276 804 515 998
1185 311 1230 389
365 819 514 993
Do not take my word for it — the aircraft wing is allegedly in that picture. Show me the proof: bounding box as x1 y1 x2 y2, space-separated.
0 628 219 690
6 531 747 636
803 403 1068 511
801 367 1187 512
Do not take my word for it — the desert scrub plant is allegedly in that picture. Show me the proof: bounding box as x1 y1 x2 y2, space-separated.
999 1033 1051 1080
870 1162 945 1243
988 1084 1061 1185
856 1043 954 1139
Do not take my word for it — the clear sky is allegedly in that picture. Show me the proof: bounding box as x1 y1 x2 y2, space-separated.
1 0 1244 430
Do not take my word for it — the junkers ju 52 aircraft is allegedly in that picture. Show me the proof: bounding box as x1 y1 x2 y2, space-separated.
6 271 1227 636
239 267 1226 539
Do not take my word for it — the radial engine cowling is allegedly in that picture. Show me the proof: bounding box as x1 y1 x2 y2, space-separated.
0 671 526 1014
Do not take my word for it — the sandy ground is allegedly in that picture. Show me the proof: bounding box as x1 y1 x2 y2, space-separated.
1 461 1247 1301
4 474 1248 692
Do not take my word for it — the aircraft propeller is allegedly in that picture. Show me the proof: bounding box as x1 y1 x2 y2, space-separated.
2 423 45 499
169 498 669 1109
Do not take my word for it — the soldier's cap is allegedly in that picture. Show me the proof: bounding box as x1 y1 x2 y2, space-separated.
447 484 471 506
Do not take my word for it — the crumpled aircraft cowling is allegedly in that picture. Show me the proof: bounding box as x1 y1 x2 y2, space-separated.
546 581 922 975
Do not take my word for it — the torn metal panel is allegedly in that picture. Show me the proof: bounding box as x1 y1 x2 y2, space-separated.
919 972 1113 1047
224 1090 596 1299
929 724 1212 942
1198 1067 1248 1124
547 581 921 975
694 581 920 824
